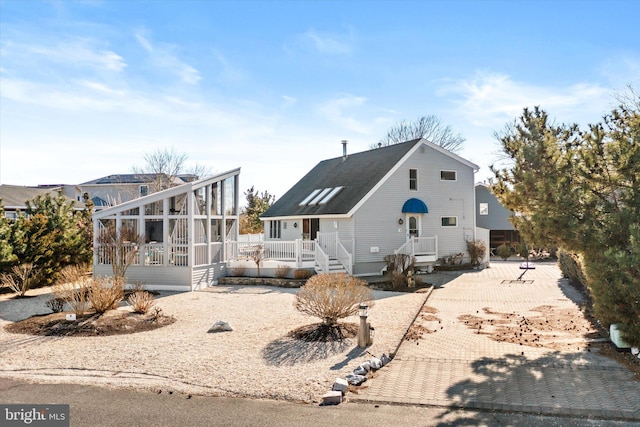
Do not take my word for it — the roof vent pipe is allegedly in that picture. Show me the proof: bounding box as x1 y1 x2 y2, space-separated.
342 140 348 161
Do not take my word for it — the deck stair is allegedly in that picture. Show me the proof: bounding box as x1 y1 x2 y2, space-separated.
314 257 348 274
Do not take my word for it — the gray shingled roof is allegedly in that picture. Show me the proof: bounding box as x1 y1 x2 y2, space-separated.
0 185 73 208
262 139 421 217
80 173 167 185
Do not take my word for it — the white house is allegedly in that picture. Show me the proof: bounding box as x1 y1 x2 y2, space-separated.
260 139 481 276
92 169 240 291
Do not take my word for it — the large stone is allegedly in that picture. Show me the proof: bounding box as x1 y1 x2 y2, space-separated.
332 378 349 394
345 374 367 386
321 390 343 405
208 320 233 333
353 366 368 376
380 353 392 366
369 357 382 370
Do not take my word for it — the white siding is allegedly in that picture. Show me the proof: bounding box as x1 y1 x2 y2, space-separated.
352 143 476 273
94 265 192 292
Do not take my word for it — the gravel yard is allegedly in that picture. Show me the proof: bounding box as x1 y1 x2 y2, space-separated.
0 285 428 403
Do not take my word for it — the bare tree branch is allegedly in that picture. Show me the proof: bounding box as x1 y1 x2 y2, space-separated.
374 115 465 153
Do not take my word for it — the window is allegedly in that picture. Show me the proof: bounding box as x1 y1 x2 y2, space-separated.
440 170 457 181
479 203 489 215
441 216 458 227
269 220 281 239
140 185 148 197
409 169 418 190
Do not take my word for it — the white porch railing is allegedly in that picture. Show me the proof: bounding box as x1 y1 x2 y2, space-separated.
337 241 353 274
395 236 438 259
315 243 330 273
317 232 339 258
226 240 317 266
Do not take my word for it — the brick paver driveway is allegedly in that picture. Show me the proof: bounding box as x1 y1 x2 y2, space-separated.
353 261 640 421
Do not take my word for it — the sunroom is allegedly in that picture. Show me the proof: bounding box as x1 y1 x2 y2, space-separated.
92 168 240 291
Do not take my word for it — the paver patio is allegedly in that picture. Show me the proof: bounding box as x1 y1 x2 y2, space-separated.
352 261 640 421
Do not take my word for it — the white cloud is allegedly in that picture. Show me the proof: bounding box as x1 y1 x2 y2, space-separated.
134 29 202 85
2 39 126 72
440 72 612 127
303 29 352 55
318 95 370 134
598 55 640 88
281 95 297 108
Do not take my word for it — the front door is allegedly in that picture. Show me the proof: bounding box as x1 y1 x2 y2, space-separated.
303 218 320 240
407 214 421 239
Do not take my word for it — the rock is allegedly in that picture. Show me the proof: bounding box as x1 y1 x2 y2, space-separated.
345 374 367 386
332 378 348 394
369 357 383 370
380 353 392 366
353 366 368 376
631 347 639 356
321 390 343 405
208 320 233 333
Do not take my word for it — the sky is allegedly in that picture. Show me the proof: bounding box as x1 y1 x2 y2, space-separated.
1 0 639 202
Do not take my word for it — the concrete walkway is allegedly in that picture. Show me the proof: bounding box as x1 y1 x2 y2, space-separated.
352 261 640 421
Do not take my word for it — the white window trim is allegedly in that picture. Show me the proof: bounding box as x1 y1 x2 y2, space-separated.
440 216 458 227
440 170 457 182
409 168 418 191
269 220 281 239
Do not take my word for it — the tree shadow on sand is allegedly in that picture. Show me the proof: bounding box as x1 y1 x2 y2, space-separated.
432 351 640 426
262 323 356 366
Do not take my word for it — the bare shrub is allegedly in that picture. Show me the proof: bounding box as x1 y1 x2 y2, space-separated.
89 276 124 314
127 289 155 314
294 269 312 280
390 271 407 289
466 239 487 266
45 297 66 313
294 273 374 326
96 225 145 280
1 263 39 297
230 266 245 277
251 244 265 277
55 265 92 315
384 253 414 274
274 265 291 278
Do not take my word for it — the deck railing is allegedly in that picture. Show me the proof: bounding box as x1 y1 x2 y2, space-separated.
395 236 438 258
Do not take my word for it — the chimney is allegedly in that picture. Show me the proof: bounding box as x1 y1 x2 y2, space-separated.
341 140 348 160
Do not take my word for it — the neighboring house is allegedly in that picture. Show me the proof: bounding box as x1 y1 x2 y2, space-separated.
92 169 240 291
0 184 80 219
260 139 480 276
80 173 197 209
475 183 519 254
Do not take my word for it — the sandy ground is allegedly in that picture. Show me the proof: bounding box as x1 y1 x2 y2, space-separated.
0 285 427 403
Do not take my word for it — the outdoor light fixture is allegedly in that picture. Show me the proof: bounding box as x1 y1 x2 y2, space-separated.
293 222 298 228
358 303 369 318
398 218 404 225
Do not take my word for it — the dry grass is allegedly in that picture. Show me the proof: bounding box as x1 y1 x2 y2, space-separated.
127 290 156 314
274 265 291 278
88 277 124 314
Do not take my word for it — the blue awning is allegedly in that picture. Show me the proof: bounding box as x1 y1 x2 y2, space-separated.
402 198 428 213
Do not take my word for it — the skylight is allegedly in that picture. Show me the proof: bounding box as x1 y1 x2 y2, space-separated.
308 188 332 205
299 189 321 206
318 186 344 205
299 186 344 206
